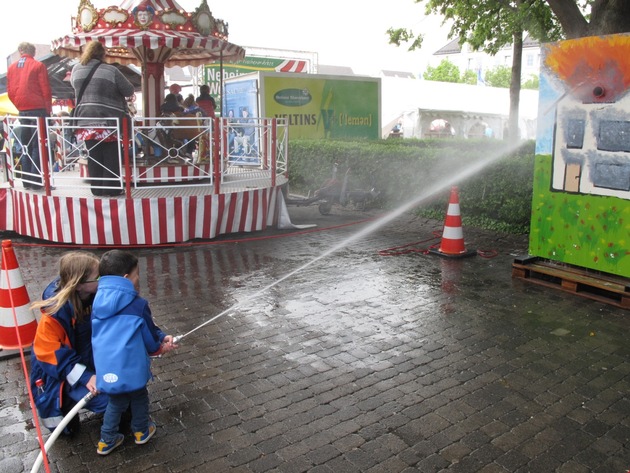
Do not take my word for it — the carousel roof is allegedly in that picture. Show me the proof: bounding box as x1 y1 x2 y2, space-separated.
51 0 245 67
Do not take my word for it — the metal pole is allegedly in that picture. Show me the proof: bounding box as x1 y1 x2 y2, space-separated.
219 50 224 117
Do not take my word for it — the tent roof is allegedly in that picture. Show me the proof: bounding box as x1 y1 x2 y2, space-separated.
0 94 19 115
0 54 141 100
381 77 539 124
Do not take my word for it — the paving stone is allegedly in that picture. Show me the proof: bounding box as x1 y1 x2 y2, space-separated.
3 208 630 471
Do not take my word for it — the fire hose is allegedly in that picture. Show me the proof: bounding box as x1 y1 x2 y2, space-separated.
30 391 95 473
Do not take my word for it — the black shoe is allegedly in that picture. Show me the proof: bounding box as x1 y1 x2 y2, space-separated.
60 398 81 438
62 413 81 438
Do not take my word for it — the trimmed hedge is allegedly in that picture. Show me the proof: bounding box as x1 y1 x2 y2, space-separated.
287 138 535 234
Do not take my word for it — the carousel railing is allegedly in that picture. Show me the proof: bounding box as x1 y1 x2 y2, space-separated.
2 117 49 189
50 117 125 193
132 115 213 188
1 114 288 195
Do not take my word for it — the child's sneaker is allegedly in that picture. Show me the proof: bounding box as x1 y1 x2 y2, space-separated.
97 433 124 455
134 421 157 445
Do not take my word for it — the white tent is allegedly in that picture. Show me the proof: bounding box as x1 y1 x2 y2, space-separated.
381 77 538 140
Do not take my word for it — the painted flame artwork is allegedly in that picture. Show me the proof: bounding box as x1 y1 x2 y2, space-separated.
545 35 630 102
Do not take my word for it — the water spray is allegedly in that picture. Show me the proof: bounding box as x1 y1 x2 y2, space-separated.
171 142 523 345
28 141 522 473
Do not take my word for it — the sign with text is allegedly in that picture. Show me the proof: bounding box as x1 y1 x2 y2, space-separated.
204 56 312 111
261 74 380 140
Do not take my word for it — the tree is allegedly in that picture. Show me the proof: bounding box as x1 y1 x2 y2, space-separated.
460 69 478 84
423 59 461 82
389 1 561 144
390 1 630 142
422 60 479 84
546 0 630 38
522 74 539 89
485 65 512 88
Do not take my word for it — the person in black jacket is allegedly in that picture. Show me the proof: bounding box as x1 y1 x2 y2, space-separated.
160 93 184 114
71 41 134 197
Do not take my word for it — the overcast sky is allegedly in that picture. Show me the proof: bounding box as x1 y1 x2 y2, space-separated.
2 0 451 76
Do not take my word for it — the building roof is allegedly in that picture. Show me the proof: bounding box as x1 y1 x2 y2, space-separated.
381 70 416 79
317 65 354 76
434 37 461 56
522 34 540 48
433 34 540 56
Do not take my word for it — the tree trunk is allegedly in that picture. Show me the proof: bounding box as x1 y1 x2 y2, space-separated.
545 0 589 38
508 31 522 146
590 0 630 36
547 0 630 38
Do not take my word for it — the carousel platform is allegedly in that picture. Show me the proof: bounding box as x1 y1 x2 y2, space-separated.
0 168 290 247
1 112 291 247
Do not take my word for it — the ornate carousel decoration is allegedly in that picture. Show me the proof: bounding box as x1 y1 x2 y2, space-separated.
52 0 244 117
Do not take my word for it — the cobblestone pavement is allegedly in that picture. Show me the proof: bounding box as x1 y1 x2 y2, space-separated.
1 205 630 473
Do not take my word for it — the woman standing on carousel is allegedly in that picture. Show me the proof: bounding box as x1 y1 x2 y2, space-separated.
30 251 108 436
71 40 135 197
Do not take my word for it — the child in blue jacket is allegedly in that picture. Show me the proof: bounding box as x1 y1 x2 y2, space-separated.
91 250 177 455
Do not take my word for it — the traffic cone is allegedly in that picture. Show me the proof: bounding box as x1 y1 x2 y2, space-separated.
275 191 317 230
0 240 37 349
429 187 476 258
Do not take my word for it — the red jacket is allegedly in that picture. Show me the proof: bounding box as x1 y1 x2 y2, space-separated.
196 97 216 118
7 54 52 113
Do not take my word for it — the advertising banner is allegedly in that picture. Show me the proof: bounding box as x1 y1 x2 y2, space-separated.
204 56 312 106
222 78 260 165
262 75 380 140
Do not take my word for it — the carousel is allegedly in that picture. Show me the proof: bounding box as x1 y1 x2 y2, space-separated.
0 0 292 246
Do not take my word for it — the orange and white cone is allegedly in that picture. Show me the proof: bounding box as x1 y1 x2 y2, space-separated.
429 187 476 258
0 240 37 349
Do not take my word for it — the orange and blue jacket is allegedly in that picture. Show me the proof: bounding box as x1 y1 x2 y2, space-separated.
29 278 95 430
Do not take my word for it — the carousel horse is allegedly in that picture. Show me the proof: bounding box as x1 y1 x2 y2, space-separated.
153 111 211 163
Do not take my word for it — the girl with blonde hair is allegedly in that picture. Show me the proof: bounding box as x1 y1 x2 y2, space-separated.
30 251 109 435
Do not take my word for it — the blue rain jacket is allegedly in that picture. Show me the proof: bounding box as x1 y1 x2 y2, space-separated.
91 276 165 394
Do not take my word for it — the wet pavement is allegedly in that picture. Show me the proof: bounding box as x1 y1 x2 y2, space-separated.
1 204 630 473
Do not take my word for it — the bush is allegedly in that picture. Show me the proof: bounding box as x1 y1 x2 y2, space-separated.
287 138 534 234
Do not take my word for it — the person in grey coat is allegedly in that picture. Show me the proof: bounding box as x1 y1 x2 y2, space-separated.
71 41 134 197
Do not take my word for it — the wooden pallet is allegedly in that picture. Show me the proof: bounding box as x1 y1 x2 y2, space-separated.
512 256 630 309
